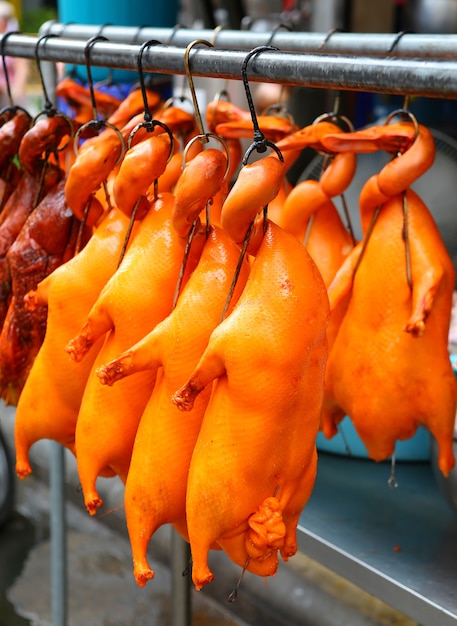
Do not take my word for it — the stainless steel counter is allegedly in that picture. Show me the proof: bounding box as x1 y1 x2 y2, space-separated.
298 453 457 625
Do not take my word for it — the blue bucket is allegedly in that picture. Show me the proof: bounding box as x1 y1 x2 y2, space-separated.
56 0 179 83
316 417 431 461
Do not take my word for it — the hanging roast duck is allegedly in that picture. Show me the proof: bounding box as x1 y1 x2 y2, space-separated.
95 147 248 587
320 120 456 477
63 141 222 515
14 205 141 479
172 152 329 590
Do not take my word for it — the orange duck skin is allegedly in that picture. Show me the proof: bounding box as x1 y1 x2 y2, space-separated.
96 223 250 587
14 207 139 479
322 188 456 476
321 125 456 477
65 192 205 515
173 220 329 591
279 151 357 288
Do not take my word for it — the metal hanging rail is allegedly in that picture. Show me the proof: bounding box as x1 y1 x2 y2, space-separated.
2 31 457 99
40 20 457 59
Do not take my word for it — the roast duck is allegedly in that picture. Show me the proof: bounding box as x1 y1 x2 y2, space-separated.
172 153 329 590
0 111 85 403
319 121 456 477
0 179 83 405
14 206 139 478
63 139 209 515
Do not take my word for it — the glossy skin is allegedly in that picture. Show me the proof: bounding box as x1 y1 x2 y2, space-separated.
172 148 229 237
113 134 172 218
64 103 198 227
0 179 81 404
56 77 122 124
0 164 61 331
97 223 250 588
321 124 456 477
64 127 125 226
173 219 329 590
18 115 74 176
215 115 296 143
206 99 252 128
279 151 357 287
220 155 287 249
274 119 345 159
105 87 162 130
271 120 349 227
320 121 417 156
14 207 140 479
65 193 205 515
205 99 246 185
0 109 31 175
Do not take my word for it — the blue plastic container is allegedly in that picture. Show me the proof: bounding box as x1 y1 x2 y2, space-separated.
316 417 431 461
56 0 179 83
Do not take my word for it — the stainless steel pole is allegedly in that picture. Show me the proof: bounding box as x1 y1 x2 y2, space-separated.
171 532 191 626
49 443 68 626
3 33 457 98
39 20 457 59
39 32 68 624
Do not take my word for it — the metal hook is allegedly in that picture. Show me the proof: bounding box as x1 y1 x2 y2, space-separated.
241 45 278 151
388 32 413 109
242 139 284 166
266 22 292 45
184 39 213 142
55 21 75 36
318 27 342 50
401 190 413 291
127 40 176 155
127 118 174 154
131 24 150 44
210 24 225 45
183 132 231 182
167 23 187 44
318 28 344 113
384 108 420 142
172 217 199 310
388 30 409 54
220 219 255 322
135 38 164 128
94 23 114 87
241 45 284 163
227 558 250 603
35 32 60 114
84 35 108 125
265 24 293 108
0 31 19 107
72 35 126 209
312 111 354 134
